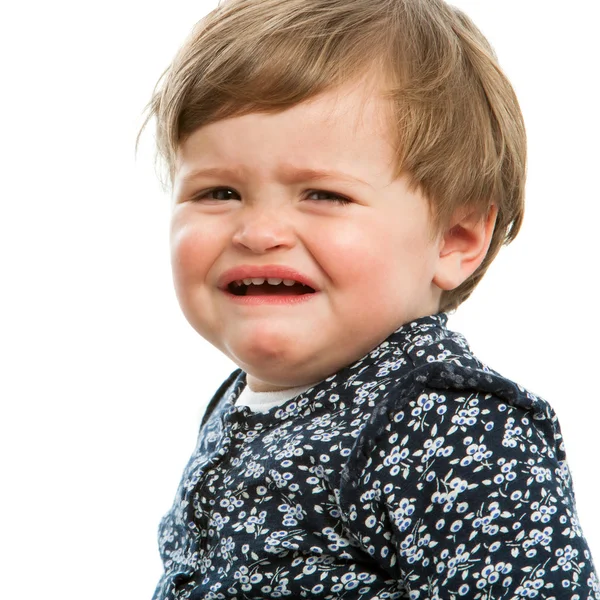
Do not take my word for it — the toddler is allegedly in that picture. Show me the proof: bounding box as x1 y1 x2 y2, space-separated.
140 0 599 598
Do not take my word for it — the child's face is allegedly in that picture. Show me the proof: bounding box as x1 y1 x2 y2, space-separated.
171 78 445 391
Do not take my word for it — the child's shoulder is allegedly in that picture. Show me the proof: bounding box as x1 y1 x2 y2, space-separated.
348 313 553 420
341 314 563 482
367 358 561 459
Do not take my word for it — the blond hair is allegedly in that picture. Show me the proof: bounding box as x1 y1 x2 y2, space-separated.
139 0 526 311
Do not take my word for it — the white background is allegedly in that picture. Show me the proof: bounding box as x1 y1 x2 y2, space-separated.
1 1 598 597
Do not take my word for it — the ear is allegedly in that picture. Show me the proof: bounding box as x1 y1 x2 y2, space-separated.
433 205 498 291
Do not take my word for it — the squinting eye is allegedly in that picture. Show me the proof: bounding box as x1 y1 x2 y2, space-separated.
306 190 351 205
192 187 240 201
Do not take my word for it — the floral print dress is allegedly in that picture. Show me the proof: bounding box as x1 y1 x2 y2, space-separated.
153 314 599 599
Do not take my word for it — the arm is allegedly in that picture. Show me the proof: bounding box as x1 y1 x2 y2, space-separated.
342 385 599 599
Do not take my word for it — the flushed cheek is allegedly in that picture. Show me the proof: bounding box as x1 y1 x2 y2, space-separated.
171 226 202 282
170 218 222 285
317 224 435 316
311 220 419 282
170 221 226 335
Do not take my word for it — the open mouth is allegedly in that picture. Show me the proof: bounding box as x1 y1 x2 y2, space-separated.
227 277 316 297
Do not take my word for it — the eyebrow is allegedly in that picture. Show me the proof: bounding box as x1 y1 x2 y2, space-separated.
178 165 373 189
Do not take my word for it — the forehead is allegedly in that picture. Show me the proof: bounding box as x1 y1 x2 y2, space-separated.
174 77 397 185
298 77 393 138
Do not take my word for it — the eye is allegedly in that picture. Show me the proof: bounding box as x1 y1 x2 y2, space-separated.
191 187 241 202
305 190 351 205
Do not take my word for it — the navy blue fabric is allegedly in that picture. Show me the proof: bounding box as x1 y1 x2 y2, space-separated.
153 314 599 599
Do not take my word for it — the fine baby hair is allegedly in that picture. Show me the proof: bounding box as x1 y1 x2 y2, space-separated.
140 0 526 312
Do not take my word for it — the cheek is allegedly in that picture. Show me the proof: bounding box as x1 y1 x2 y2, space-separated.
171 216 223 275
169 220 223 337
312 217 433 287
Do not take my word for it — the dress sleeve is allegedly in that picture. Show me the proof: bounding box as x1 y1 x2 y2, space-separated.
341 385 600 600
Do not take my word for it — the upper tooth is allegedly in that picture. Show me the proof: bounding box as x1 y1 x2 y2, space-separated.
237 277 298 286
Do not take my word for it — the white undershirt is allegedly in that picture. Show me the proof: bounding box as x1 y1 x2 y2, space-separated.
235 383 313 413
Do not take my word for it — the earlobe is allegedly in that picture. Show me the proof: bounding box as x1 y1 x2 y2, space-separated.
433 205 497 291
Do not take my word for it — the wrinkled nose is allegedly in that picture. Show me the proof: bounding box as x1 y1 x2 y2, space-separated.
232 208 295 254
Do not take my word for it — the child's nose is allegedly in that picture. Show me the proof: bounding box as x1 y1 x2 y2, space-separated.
231 207 296 254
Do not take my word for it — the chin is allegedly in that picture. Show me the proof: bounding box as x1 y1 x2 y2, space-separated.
228 330 302 372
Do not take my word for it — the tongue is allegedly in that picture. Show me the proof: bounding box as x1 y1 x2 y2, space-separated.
246 283 309 296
